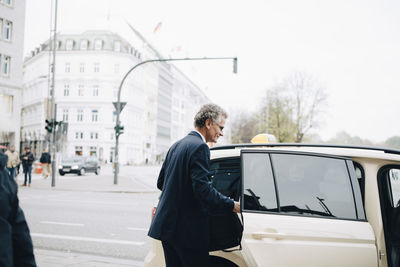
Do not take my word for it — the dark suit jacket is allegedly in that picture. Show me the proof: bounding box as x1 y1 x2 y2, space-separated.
148 131 234 249
0 152 36 267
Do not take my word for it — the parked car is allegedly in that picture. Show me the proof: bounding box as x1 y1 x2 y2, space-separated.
145 143 400 267
58 156 100 176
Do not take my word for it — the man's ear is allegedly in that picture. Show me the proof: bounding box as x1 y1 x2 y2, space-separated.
205 118 212 129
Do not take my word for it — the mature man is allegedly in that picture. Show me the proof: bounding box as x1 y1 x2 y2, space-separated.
148 104 240 267
0 150 37 266
20 147 35 187
39 149 51 179
5 145 19 180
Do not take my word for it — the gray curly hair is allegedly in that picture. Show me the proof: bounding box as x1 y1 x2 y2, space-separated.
194 104 228 128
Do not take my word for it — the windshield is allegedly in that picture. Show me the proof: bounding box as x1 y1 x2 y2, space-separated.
62 157 85 164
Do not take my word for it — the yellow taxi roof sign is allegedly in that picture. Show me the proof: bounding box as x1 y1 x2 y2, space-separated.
251 133 277 144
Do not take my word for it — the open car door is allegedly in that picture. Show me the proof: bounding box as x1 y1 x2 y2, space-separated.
240 149 377 267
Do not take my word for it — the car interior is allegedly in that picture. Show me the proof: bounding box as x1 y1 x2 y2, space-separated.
378 166 400 267
209 157 242 253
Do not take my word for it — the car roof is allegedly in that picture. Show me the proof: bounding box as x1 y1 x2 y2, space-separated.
210 143 400 161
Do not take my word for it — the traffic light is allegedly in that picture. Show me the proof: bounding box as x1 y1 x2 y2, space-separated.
114 125 124 137
45 119 53 133
45 119 63 133
233 57 238 74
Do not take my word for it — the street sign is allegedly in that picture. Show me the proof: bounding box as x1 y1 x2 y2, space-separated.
112 102 127 112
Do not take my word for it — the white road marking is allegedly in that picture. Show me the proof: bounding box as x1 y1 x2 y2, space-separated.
40 221 84 227
127 227 148 231
31 233 144 246
51 199 139 206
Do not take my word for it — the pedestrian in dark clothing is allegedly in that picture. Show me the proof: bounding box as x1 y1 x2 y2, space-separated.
20 147 35 187
0 151 37 266
148 104 240 267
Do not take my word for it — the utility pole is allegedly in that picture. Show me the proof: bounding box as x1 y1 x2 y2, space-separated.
113 57 237 184
49 0 58 187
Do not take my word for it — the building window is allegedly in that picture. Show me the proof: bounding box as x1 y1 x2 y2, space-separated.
78 85 84 96
62 109 69 122
77 109 83 121
66 39 74 50
79 63 85 73
93 85 99 96
0 94 13 113
94 39 103 50
114 41 121 52
90 146 97 156
64 84 69 96
5 0 12 6
94 63 100 73
90 132 98 140
80 40 88 50
75 132 83 139
92 109 98 122
112 111 116 122
110 133 114 140
75 146 83 156
1 55 10 76
65 63 70 73
114 64 119 74
3 20 12 41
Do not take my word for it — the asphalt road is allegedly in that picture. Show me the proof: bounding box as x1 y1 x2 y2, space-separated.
18 167 160 262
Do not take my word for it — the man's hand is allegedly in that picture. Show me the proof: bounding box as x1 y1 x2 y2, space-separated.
233 201 240 213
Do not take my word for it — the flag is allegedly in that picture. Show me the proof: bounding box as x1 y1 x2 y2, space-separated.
153 22 162 33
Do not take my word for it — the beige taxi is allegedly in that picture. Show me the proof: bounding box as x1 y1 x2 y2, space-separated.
145 143 400 267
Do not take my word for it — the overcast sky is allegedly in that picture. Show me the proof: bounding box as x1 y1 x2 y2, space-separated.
24 0 400 143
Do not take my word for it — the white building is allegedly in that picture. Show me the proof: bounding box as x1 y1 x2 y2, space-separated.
0 0 25 148
22 30 210 164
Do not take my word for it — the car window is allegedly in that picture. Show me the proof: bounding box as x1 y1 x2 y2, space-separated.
210 158 240 201
389 169 400 207
63 157 83 163
271 153 357 220
353 162 365 206
242 153 278 212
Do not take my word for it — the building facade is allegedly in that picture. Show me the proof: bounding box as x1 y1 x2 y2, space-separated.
22 30 210 164
0 0 25 148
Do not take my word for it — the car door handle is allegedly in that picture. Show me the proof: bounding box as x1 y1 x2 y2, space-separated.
251 232 375 244
251 231 285 240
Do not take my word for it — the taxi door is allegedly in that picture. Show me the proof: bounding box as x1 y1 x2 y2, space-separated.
240 150 377 267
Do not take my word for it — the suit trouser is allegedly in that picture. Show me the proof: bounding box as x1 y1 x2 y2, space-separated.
161 240 209 267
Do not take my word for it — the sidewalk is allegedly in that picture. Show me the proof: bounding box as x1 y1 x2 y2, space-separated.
35 249 144 267
16 165 160 193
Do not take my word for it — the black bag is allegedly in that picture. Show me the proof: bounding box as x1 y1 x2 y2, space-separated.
208 211 243 252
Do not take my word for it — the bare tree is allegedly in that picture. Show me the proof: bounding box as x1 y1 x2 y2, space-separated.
283 71 328 142
260 89 296 142
230 110 259 144
230 71 327 144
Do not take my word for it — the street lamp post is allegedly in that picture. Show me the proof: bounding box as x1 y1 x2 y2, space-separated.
113 57 237 184
49 0 58 187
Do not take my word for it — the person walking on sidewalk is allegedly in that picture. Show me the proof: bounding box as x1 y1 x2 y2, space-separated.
5 145 19 180
39 149 51 179
20 147 35 187
148 104 240 267
0 150 37 266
